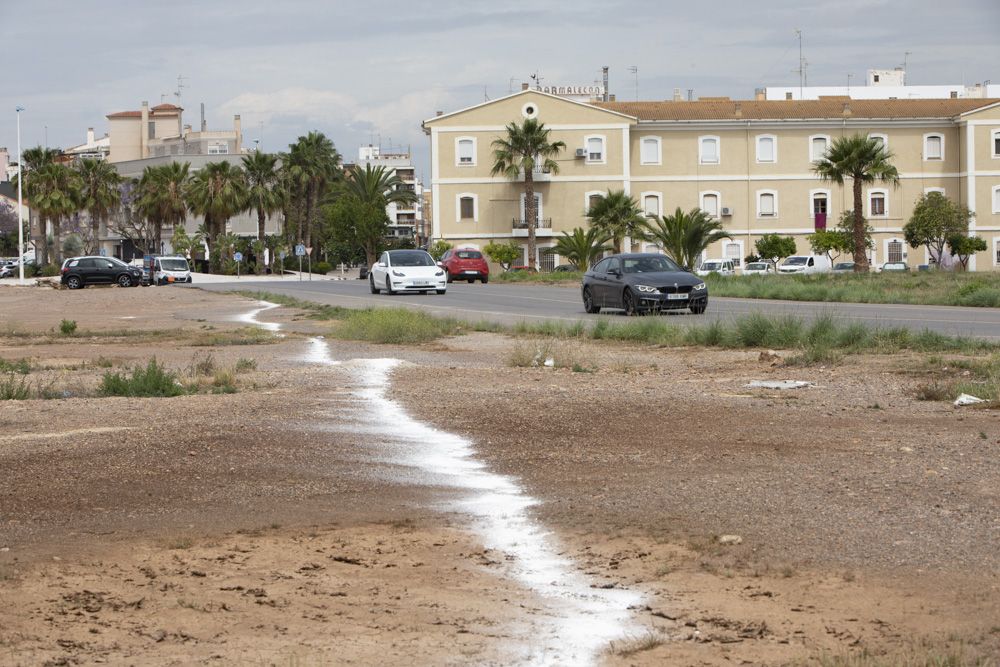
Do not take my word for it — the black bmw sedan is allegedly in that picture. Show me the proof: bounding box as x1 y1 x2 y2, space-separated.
581 253 708 315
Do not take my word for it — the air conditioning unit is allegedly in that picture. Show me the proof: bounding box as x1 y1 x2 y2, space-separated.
720 207 733 216
575 148 586 158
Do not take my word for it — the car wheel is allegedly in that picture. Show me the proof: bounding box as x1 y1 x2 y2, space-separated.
481 275 489 284
369 275 380 294
385 277 395 295
66 275 82 290
582 287 601 314
436 289 446 295
118 274 133 288
690 302 707 315
622 288 638 316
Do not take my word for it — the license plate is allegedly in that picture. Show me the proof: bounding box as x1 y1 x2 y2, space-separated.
414 280 431 286
666 293 687 300
463 270 478 274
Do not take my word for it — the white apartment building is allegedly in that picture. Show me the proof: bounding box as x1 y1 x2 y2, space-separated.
765 67 999 101
353 145 424 240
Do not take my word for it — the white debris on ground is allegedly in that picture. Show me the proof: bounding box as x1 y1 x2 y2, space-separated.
953 393 986 406
745 380 815 390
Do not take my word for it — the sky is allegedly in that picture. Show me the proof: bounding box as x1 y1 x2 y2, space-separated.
2 0 998 182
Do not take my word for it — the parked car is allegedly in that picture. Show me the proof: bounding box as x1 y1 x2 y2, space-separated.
742 261 774 276
552 264 577 272
832 261 855 273
369 249 446 294
0 264 13 279
151 255 192 285
582 253 708 316
881 261 910 272
695 259 736 277
60 256 143 289
777 255 832 275
509 265 538 273
439 247 489 283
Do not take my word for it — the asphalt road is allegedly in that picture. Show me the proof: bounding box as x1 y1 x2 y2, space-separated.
198 277 1000 340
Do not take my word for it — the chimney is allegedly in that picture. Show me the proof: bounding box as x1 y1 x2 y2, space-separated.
602 66 609 102
233 115 242 153
140 101 150 158
200 102 207 131
754 87 766 101
687 89 694 101
842 101 852 117
436 111 443 117
521 82 530 91
734 102 742 119
673 88 682 102
608 94 616 102
86 127 95 145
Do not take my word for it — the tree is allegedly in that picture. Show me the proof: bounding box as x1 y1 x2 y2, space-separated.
642 207 731 271
186 161 247 271
30 162 82 265
755 234 797 266
483 241 523 271
586 190 647 254
136 162 189 255
428 240 453 260
322 194 390 268
344 164 417 209
490 118 565 270
283 132 341 250
807 211 871 262
75 158 121 255
15 147 60 266
547 226 612 271
170 225 205 265
242 151 284 274
948 234 987 271
903 192 973 267
813 134 899 272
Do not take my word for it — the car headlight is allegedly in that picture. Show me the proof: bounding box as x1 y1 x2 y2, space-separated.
635 284 658 293
435 270 444 276
693 282 706 291
392 270 406 277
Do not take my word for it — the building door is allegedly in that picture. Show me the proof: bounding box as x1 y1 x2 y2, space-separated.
887 240 903 264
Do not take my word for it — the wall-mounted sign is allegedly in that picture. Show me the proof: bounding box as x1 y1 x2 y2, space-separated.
539 85 605 97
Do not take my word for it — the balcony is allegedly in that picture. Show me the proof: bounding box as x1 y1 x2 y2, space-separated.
516 164 552 182
512 218 554 237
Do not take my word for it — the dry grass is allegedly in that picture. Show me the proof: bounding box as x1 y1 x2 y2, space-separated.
606 632 666 657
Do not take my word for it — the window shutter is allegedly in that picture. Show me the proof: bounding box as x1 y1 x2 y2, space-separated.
811 137 827 160
460 197 474 219
702 138 718 163
760 193 775 216
458 140 473 163
641 138 658 163
926 136 942 159
702 194 718 217
758 137 774 162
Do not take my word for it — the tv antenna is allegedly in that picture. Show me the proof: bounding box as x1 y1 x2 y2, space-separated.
174 75 188 107
901 51 912 83
794 29 808 96
529 71 543 90
628 65 638 101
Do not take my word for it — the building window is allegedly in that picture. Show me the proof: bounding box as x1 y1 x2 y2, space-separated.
148 122 155 139
539 250 555 272
520 193 543 222
812 192 828 216
699 136 720 164
993 186 1000 214
887 240 903 263
724 242 743 267
869 190 887 217
639 136 661 165
456 137 475 166
924 187 946 196
995 239 1000 266
755 135 776 163
456 193 478 222
993 130 1000 158
700 192 720 218
810 135 829 162
460 197 474 219
924 133 944 161
585 135 605 163
757 190 777 218
642 193 660 218
869 133 888 151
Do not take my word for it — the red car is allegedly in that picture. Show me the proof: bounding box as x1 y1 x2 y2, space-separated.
439 248 489 283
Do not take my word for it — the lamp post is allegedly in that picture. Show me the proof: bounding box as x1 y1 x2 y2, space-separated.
15 106 25 284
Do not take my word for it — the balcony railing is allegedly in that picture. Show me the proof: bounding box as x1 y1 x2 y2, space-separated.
512 218 552 229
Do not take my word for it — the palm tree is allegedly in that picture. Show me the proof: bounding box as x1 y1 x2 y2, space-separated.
344 163 417 209
491 118 566 270
14 147 60 266
813 134 899 272
644 207 731 271
75 158 122 255
586 190 647 254
547 227 612 271
31 162 82 265
283 132 341 249
186 161 247 271
135 163 189 255
242 151 283 273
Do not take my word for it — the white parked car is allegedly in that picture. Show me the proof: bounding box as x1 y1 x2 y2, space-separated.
370 249 447 295
742 261 774 276
777 255 832 275
695 259 736 277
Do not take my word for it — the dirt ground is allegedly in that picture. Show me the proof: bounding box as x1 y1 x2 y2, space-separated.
0 284 997 666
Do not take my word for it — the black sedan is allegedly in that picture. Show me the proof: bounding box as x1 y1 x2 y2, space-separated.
581 253 708 315
61 256 143 289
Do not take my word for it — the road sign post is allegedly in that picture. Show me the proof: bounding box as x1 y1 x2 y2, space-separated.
234 251 243 278
295 244 306 281
278 251 286 279
306 246 313 281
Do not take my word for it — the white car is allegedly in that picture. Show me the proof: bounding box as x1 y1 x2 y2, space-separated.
778 255 832 275
370 249 447 295
742 261 774 276
695 259 736 277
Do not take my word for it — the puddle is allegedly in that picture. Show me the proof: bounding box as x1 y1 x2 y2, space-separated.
240 303 642 665
235 301 282 332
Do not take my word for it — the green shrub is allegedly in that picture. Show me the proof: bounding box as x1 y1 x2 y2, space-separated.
0 358 31 374
234 357 257 372
99 359 188 397
59 319 77 335
331 308 460 345
312 261 333 275
0 373 32 400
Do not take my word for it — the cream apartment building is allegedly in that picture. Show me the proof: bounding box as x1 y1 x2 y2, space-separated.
423 89 1000 271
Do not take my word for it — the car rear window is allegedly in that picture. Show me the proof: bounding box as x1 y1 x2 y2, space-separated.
456 251 483 260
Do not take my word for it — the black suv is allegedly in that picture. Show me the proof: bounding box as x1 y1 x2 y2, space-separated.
61 256 143 289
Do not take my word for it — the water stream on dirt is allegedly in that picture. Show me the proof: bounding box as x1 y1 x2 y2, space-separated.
242 301 642 665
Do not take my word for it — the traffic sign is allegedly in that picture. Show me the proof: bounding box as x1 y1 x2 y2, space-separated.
295 244 306 257
306 246 313 255
278 251 287 260
99 248 108 257
233 252 243 262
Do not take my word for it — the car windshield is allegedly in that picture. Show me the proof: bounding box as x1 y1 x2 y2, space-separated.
159 258 189 271
747 263 767 270
456 251 482 259
700 261 721 270
834 263 852 270
390 251 435 267
623 256 681 273
783 257 808 266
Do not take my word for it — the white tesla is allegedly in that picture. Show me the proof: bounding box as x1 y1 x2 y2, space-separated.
370 249 447 295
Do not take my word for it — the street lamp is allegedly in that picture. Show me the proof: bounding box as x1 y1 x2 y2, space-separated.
15 106 25 285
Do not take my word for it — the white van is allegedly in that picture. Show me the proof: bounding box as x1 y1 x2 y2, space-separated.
778 255 832 275
695 259 736 276
153 256 193 285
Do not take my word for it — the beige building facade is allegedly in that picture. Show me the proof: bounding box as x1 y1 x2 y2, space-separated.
423 90 1000 271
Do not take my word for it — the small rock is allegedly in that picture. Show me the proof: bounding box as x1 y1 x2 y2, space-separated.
718 534 743 545
899 446 914 453
543 357 555 367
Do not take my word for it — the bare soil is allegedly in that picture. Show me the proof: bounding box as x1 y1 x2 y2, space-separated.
1 284 997 665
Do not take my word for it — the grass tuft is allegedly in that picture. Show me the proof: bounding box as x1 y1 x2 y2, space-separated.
330 308 460 345
99 359 189 398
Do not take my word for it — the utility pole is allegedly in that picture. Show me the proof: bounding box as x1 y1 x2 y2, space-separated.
847 73 853 96
902 51 911 84
795 29 806 98
16 106 25 284
628 65 638 101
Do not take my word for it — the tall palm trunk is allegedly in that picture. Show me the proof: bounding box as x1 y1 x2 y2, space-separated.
91 215 101 256
52 216 62 265
524 172 536 270
257 208 267 275
153 219 163 256
852 179 868 272
32 211 48 267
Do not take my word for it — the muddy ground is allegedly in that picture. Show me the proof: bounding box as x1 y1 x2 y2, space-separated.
0 285 997 666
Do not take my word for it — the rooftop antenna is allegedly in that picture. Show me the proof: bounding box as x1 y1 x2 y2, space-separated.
794 29 806 97
847 73 853 96
628 65 638 101
174 75 187 107
901 51 912 84
484 86 490 102
529 71 543 90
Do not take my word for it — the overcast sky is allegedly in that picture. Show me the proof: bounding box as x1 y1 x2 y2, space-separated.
2 0 998 181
